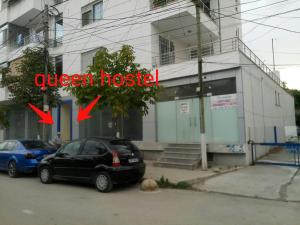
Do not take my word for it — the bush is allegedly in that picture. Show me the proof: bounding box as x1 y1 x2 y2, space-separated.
157 176 191 190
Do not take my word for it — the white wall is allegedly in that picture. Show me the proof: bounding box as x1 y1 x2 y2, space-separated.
210 0 242 40
240 53 296 161
56 0 153 76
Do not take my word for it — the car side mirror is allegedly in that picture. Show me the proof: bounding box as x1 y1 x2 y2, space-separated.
56 152 65 157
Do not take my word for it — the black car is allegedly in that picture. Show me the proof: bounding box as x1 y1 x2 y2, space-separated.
38 137 145 192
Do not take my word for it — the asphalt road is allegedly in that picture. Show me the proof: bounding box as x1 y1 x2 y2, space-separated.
0 171 299 225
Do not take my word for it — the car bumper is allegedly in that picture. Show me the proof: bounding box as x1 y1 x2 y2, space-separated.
18 160 40 173
108 163 146 184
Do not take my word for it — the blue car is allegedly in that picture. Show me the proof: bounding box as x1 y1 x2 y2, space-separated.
0 140 57 178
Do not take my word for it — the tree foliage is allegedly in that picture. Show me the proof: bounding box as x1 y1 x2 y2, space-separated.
288 89 300 109
288 89 300 126
1 48 60 108
66 45 161 118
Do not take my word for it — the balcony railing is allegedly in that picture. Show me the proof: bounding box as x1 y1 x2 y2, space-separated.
153 37 284 87
153 38 237 66
237 39 283 86
151 0 217 21
9 32 43 50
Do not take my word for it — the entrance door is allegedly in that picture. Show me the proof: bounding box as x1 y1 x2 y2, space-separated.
157 98 201 143
176 99 200 143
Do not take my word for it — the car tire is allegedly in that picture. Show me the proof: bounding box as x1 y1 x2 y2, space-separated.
94 172 113 193
8 161 18 178
39 166 53 184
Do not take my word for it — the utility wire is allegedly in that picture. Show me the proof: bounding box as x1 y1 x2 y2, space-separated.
59 0 295 45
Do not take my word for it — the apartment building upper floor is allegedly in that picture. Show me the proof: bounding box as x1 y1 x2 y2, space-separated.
0 0 243 64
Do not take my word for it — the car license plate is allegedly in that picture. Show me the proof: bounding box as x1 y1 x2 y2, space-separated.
129 158 139 163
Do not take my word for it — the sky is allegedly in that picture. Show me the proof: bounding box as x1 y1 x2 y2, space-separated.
241 0 300 89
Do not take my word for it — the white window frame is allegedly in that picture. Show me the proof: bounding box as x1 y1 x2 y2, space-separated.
82 0 103 26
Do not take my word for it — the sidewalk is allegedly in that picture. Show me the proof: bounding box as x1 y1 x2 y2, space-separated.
144 160 242 184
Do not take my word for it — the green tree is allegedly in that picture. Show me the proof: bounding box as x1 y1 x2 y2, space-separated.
287 89 300 126
1 47 60 108
66 45 161 137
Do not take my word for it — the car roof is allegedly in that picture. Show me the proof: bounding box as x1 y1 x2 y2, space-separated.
87 136 130 141
5 139 45 142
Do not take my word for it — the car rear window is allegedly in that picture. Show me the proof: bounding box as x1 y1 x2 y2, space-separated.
21 141 50 150
108 140 138 153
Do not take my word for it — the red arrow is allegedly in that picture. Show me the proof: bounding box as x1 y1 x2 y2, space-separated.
77 96 101 122
28 103 54 125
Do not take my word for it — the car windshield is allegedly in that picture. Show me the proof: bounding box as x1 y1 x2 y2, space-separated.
108 139 138 153
21 140 50 150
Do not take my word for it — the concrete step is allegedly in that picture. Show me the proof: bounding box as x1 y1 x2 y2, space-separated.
154 161 199 170
159 156 200 164
154 143 202 170
163 151 201 158
167 143 201 148
164 146 201 153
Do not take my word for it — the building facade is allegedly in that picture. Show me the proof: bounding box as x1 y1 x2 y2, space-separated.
0 0 296 166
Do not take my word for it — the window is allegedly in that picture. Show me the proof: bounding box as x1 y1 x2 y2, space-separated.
275 91 280 106
82 10 92 26
82 1 103 26
108 140 138 154
203 78 237 96
81 140 107 155
20 140 50 150
93 2 103 21
60 141 81 156
159 36 175 65
0 25 8 46
55 55 63 76
0 142 7 151
0 141 17 151
55 14 63 47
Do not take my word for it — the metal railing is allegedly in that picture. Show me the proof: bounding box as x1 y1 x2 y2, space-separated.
249 141 300 167
153 38 237 66
153 37 284 87
9 33 43 50
150 0 217 21
237 39 283 86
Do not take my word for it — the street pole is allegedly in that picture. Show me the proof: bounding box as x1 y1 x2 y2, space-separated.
217 0 222 53
272 38 276 72
193 0 207 170
43 4 49 142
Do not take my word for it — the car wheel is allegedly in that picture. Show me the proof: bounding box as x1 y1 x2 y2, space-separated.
95 172 113 193
39 166 53 184
8 161 18 178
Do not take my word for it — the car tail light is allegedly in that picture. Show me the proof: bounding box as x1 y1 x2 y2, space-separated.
112 151 121 167
25 153 36 159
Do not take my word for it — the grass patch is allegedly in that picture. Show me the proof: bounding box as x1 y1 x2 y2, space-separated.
156 176 191 190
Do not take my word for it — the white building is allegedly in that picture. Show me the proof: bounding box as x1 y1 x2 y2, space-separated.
0 0 296 167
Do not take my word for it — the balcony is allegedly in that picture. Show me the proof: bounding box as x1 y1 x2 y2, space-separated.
9 33 43 50
153 37 283 86
6 0 44 26
150 0 217 21
151 1 218 54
